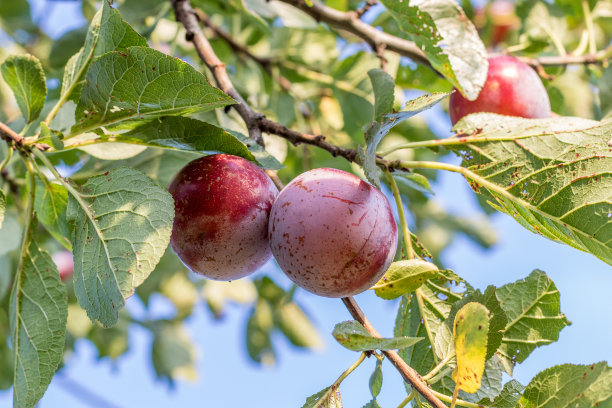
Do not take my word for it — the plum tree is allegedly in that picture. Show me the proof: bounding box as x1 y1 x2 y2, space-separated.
169 154 278 280
268 168 398 298
449 55 551 125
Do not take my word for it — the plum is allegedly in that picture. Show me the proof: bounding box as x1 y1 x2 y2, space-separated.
449 56 551 125
52 250 74 282
268 168 398 297
169 154 278 280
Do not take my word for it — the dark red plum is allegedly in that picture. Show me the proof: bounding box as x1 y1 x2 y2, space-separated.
449 56 551 125
268 168 398 297
169 154 278 280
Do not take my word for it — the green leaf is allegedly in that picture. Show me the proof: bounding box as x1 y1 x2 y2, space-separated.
368 68 395 119
333 320 422 351
393 173 434 195
519 362 612 408
275 301 324 350
302 386 343 408
72 46 234 134
452 302 489 394
372 259 439 300
66 167 174 327
10 234 67 408
451 114 612 267
496 270 570 373
246 299 275 365
478 380 525 408
60 1 147 103
0 216 21 257
34 180 71 250
0 190 4 229
202 279 257 319
364 92 449 187
369 359 383 398
89 116 280 169
381 0 487 100
361 399 381 408
87 309 129 359
0 54 46 123
152 322 197 385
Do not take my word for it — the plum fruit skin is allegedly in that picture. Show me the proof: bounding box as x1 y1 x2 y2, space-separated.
52 250 74 282
449 55 551 125
168 154 278 280
268 168 398 298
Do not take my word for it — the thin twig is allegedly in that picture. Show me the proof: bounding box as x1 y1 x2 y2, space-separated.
341 297 448 408
0 121 25 148
355 0 378 19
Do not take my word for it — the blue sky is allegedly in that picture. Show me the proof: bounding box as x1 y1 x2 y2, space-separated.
1 1 611 407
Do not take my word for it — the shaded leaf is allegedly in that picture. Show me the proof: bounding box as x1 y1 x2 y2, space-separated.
275 302 324 350
302 386 343 408
477 379 525 408
10 233 67 408
369 360 383 398
452 302 489 393
152 322 197 384
393 173 434 195
368 68 395 119
72 46 234 134
451 114 612 267
246 299 275 365
0 216 21 257
0 190 4 229
372 259 439 300
333 320 422 351
67 167 174 327
34 179 71 250
381 0 487 99
496 270 570 373
0 54 46 123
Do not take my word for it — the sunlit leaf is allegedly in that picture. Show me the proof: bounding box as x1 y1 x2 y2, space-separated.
333 320 422 351
452 302 489 394
372 259 439 300
0 54 46 123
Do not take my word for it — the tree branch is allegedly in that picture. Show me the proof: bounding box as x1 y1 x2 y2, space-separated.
342 297 447 408
0 121 25 148
278 0 612 70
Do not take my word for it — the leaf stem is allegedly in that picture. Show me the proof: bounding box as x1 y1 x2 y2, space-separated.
582 0 597 55
450 385 459 408
422 352 455 382
313 352 367 408
0 147 13 173
433 389 486 408
397 390 416 408
385 170 414 259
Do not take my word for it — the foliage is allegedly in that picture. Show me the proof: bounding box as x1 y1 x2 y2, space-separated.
0 0 610 407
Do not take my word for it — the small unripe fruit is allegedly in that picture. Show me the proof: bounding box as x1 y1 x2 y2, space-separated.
449 56 551 125
52 250 74 282
169 154 278 280
269 168 398 297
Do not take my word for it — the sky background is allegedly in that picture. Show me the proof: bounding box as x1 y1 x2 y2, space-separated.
1 1 611 407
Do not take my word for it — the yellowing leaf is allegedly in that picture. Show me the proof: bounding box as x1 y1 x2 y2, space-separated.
452 302 489 393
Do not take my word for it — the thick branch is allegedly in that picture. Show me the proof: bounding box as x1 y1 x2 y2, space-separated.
279 0 611 70
0 121 24 148
342 297 447 408
172 0 264 145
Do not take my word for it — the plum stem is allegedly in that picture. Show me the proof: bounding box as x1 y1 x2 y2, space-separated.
341 297 448 408
384 170 415 260
396 390 417 408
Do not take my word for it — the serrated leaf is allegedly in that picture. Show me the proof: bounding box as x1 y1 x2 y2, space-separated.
372 259 439 300
89 116 280 169
302 386 343 408
519 362 612 408
452 302 489 394
60 1 147 103
450 114 612 267
361 399 381 408
152 322 197 384
72 47 234 134
66 167 174 327
275 301 324 350
369 360 383 398
381 0 487 100
10 233 67 408
333 320 422 351
477 380 525 408
496 270 570 373
393 173 434 195
34 180 71 250
0 54 46 123
368 68 395 119
364 92 449 187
